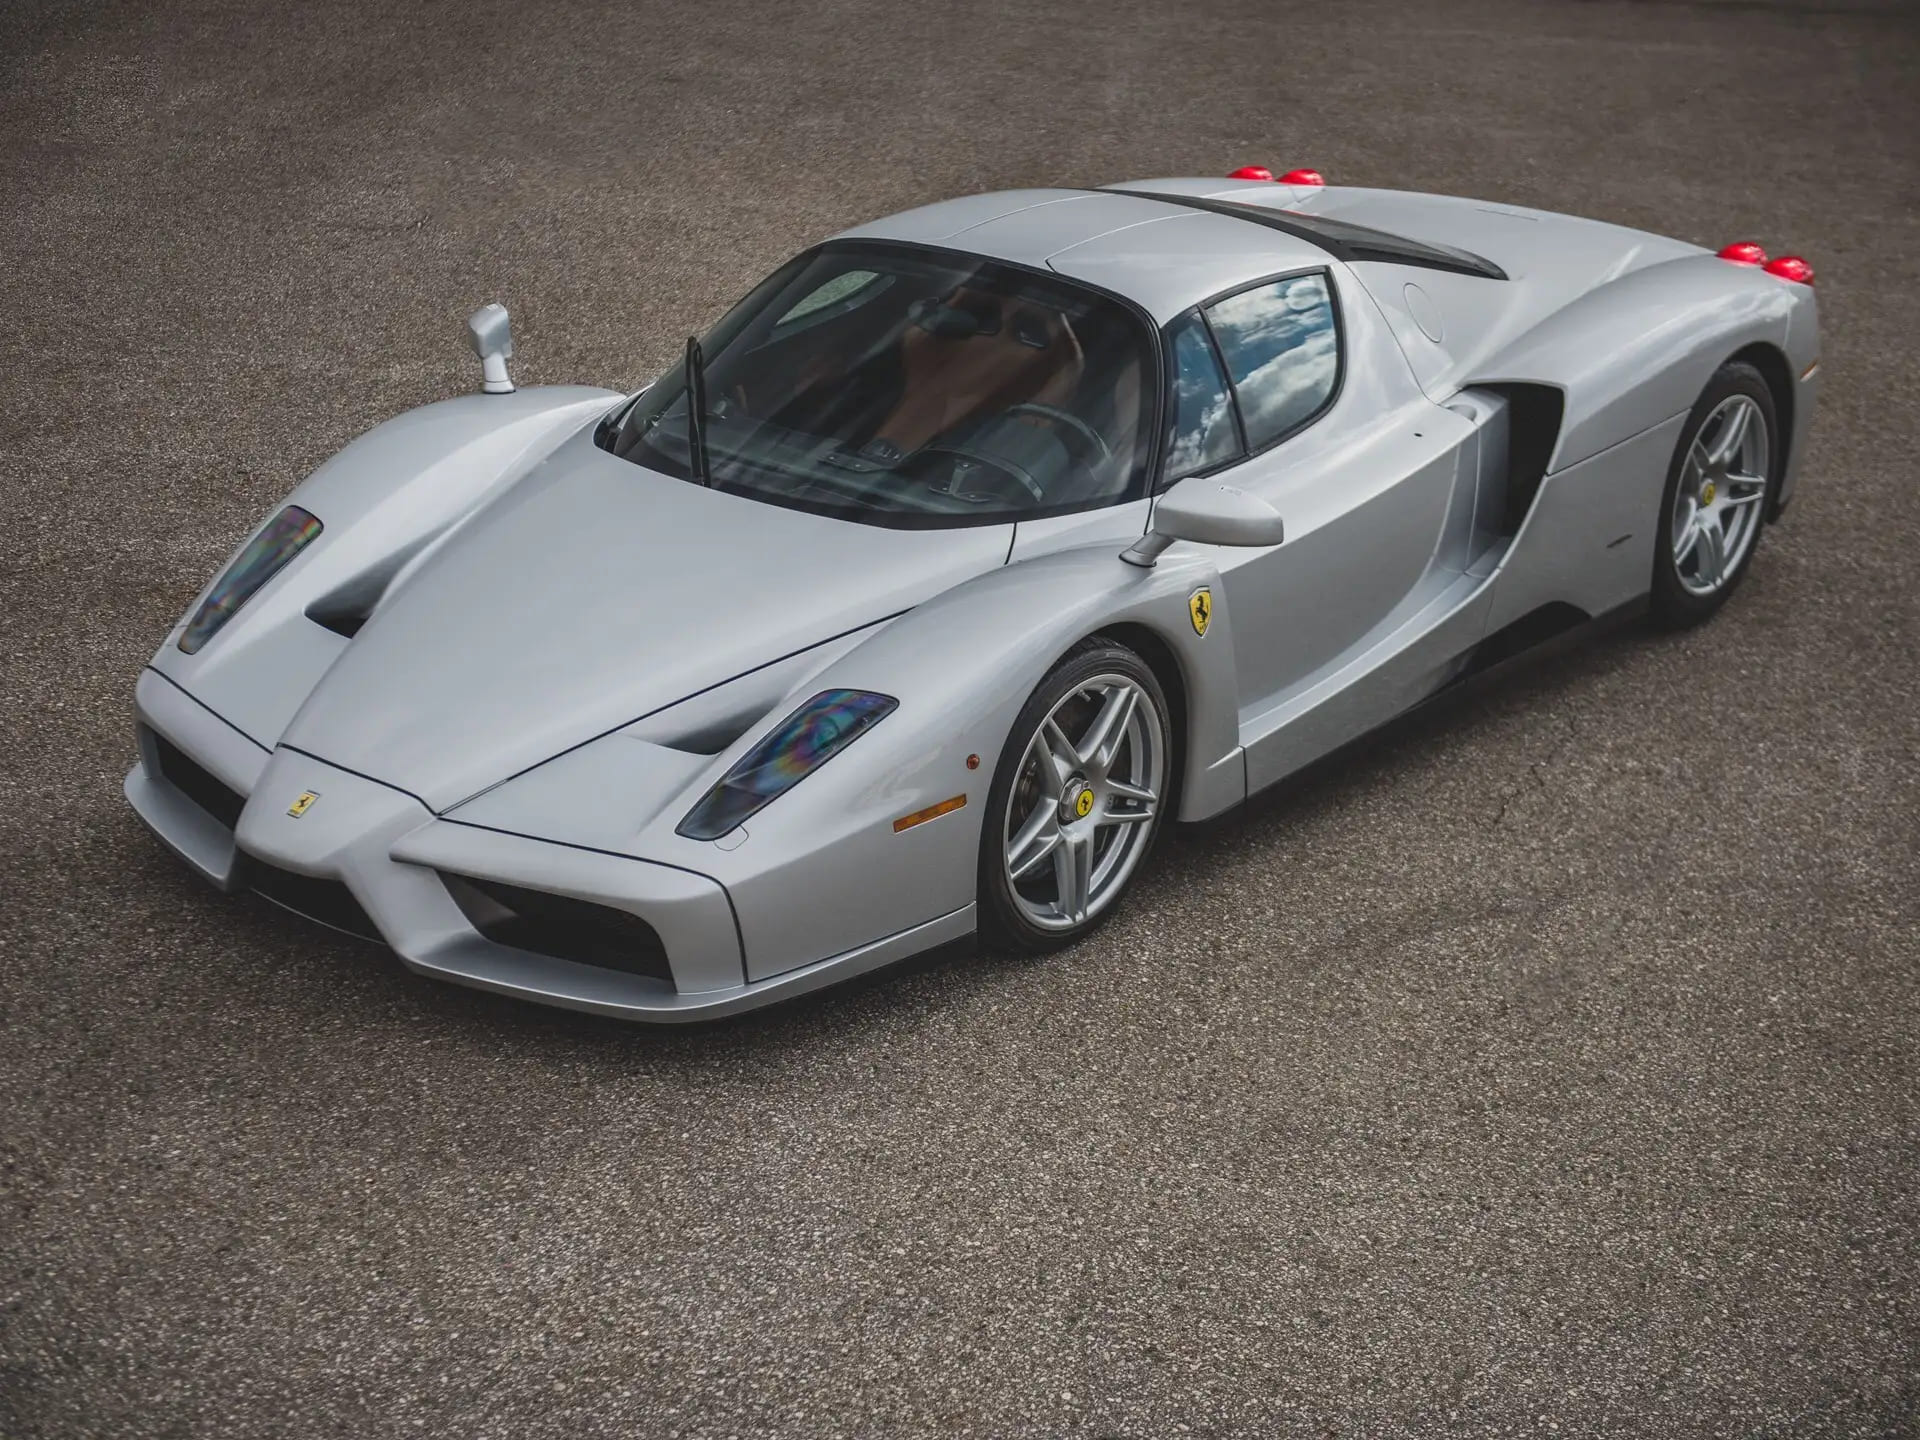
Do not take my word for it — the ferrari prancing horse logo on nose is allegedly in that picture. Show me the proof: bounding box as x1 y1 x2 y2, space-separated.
1189 587 1213 637
287 790 319 819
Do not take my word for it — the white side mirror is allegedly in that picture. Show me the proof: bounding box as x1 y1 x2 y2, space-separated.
1122 476 1286 567
466 303 515 394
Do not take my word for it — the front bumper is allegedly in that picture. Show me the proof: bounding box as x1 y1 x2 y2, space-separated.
126 668 973 1022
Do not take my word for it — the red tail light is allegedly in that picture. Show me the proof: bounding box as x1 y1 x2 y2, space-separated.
1228 165 1274 181
1763 255 1815 285
1717 242 1767 265
1279 168 1325 186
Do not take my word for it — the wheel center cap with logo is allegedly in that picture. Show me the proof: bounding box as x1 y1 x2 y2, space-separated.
1060 777 1096 823
1700 480 1717 506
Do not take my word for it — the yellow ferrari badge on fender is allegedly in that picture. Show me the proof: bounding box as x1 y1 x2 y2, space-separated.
287 791 319 819
1189 587 1213 637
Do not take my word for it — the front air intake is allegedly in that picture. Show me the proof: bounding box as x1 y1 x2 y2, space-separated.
242 857 384 943
149 729 246 830
440 874 675 985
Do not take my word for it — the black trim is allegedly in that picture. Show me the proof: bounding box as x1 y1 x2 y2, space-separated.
1102 189 1509 282
149 729 245 830
305 601 368 639
1476 383 1566 534
441 873 675 985
1198 311 1250 456
1202 597 1648 828
1452 602 1591 681
242 855 384 944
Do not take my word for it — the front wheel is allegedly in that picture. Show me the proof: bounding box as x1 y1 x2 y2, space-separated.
977 639 1172 953
1651 361 1779 628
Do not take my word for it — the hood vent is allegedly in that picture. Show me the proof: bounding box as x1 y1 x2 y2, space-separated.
639 707 767 757
303 534 438 642
307 600 370 639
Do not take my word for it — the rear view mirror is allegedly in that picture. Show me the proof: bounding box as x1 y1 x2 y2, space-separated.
1122 476 1286 567
466 303 515 394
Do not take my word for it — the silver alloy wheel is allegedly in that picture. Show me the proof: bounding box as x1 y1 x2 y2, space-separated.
1002 672 1165 932
1673 394 1770 597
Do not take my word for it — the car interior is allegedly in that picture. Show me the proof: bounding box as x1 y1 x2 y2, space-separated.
608 250 1155 520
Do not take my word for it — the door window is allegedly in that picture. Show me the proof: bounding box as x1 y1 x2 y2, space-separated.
1203 272 1339 451
1164 310 1244 482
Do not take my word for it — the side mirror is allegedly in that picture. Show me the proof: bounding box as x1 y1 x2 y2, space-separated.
466 303 515 394
1122 476 1286 567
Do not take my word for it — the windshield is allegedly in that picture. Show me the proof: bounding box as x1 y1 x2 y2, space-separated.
598 242 1158 526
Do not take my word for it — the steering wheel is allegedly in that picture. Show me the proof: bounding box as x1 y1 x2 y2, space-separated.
999 403 1112 466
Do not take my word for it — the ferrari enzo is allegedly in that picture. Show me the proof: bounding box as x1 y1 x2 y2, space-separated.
126 168 1820 1020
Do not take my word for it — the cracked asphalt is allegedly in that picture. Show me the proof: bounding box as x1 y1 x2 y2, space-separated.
2 0 1917 1435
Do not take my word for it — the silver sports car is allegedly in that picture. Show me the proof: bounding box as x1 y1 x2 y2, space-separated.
126 168 1820 1020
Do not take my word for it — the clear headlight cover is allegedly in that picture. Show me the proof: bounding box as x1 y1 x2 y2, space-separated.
178 505 323 654
676 689 897 841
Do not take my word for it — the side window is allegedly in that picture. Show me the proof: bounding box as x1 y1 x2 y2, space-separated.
775 269 887 327
1164 310 1243 482
1203 272 1339 451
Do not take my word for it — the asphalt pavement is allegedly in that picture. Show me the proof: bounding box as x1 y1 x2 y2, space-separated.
2 0 1917 1435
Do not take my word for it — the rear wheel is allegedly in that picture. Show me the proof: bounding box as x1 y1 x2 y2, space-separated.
978 639 1171 953
1651 361 1778 628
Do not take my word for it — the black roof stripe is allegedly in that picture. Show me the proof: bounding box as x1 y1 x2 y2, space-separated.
1100 189 1510 282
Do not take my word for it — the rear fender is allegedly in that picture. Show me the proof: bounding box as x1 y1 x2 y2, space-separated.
1474 254 1804 473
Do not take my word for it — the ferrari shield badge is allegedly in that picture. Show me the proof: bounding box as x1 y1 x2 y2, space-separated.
287 790 319 819
1189 587 1213 637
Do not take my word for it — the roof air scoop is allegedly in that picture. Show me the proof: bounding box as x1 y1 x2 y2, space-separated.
466 303 515 394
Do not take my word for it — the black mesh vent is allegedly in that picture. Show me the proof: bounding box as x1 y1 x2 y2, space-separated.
244 857 384 943
150 729 245 830
441 874 675 985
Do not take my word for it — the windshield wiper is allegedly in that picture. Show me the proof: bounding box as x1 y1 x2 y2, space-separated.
684 335 712 487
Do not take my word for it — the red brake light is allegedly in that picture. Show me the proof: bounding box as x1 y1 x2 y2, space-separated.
1717 242 1767 265
1228 165 1274 181
1763 255 1815 285
1279 168 1326 186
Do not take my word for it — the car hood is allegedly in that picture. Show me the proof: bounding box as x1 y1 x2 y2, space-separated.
281 430 1012 810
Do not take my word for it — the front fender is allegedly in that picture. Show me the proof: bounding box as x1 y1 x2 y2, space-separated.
639 541 1245 982
149 386 618 748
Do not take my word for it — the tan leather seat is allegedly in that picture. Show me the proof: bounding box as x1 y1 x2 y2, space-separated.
873 291 1086 454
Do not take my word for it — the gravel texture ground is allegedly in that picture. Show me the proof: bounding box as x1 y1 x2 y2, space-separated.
2 0 1917 1435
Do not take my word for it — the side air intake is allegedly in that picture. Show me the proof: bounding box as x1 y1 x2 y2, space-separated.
1475 383 1565 535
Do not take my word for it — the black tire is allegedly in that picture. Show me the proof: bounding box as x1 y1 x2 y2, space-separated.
1650 360 1780 629
977 637 1173 954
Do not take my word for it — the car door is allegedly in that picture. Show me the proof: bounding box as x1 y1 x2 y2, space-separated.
1162 266 1480 772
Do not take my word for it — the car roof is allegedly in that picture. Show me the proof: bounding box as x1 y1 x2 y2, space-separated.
835 186 1332 323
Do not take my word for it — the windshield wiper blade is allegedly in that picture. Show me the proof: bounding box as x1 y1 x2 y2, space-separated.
684 335 712 487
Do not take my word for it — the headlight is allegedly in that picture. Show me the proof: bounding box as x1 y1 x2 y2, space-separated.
676 688 897 840
179 505 323 654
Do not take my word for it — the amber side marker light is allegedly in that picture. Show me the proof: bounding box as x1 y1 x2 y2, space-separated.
894 794 968 833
